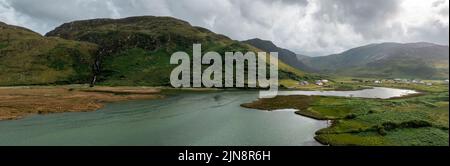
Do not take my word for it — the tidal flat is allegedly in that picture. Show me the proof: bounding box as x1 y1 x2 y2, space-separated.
0 85 163 120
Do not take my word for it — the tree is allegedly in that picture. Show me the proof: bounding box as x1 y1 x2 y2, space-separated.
6 33 10 45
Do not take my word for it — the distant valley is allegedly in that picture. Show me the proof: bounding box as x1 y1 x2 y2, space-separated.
245 39 449 80
305 42 449 79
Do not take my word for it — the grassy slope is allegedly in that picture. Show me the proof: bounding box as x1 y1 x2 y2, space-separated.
0 22 97 86
242 38 314 72
46 16 306 86
242 83 449 146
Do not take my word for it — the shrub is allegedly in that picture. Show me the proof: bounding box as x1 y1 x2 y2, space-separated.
382 122 399 130
345 113 357 119
400 120 432 128
376 125 387 136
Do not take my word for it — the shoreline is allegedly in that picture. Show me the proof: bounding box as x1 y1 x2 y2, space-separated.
0 85 163 121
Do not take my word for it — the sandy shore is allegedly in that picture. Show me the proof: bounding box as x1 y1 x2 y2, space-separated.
0 85 163 120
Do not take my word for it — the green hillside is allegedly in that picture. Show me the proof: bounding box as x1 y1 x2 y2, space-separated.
302 42 449 79
46 16 306 86
0 22 97 86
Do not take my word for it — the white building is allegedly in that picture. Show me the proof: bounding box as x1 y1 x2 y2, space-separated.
299 81 309 86
315 80 324 86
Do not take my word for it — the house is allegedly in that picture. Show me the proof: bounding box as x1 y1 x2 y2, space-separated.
426 83 433 86
298 81 309 86
321 80 329 83
374 80 382 84
315 80 324 86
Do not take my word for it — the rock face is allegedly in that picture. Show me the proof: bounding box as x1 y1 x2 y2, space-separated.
46 16 305 86
302 42 450 79
0 21 97 86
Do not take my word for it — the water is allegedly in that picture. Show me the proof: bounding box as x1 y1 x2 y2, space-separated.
276 87 418 99
0 87 416 146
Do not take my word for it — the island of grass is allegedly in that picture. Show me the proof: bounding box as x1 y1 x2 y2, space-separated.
241 83 449 146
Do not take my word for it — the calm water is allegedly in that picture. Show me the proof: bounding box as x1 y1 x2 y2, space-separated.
276 87 418 99
0 88 416 146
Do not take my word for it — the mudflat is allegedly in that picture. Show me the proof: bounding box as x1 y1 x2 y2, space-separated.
0 85 163 120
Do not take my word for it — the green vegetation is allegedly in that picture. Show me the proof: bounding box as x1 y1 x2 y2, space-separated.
242 83 449 146
100 48 173 86
0 22 97 86
0 42 7 49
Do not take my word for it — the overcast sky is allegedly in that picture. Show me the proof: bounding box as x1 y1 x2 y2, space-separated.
0 0 448 56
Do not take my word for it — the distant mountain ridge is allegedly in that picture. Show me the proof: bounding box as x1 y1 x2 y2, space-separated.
302 42 449 79
242 38 313 72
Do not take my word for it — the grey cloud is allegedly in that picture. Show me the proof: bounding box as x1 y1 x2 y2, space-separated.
408 19 449 45
314 0 401 39
0 0 448 56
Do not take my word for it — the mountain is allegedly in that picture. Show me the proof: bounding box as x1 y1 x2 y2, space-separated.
0 21 97 86
45 16 305 86
302 42 449 79
296 54 311 60
243 38 313 72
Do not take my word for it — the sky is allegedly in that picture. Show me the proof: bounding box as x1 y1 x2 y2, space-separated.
0 0 448 56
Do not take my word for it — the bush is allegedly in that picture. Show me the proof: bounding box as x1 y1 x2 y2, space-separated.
376 125 387 136
382 122 399 130
345 113 357 119
400 120 432 128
